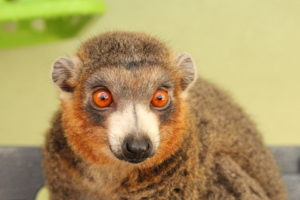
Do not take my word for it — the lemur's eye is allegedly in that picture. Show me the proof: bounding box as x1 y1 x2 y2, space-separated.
92 89 113 108
151 90 169 108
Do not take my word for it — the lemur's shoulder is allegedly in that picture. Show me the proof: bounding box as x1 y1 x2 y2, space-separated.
43 111 82 170
187 77 263 148
188 77 239 114
44 111 65 154
188 77 251 124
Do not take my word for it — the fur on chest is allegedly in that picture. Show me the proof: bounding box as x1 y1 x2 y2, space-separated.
78 147 202 200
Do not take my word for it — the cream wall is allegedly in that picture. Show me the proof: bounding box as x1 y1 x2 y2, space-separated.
0 0 299 146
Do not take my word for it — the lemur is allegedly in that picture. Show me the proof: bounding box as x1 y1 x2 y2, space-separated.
43 31 287 200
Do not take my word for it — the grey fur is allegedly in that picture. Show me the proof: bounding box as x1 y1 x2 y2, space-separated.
52 57 77 92
174 53 196 91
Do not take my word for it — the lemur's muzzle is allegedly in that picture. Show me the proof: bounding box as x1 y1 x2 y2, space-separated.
121 135 153 163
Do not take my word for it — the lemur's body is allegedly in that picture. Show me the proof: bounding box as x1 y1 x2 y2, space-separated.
43 32 286 200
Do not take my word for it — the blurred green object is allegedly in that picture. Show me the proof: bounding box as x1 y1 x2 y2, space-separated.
0 0 105 48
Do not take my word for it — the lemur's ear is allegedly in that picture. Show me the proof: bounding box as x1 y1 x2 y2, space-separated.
52 57 81 93
174 53 197 91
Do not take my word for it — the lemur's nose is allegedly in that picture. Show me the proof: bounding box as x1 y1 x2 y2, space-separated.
122 136 153 163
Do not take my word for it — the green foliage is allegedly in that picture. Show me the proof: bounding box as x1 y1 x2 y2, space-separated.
0 0 105 48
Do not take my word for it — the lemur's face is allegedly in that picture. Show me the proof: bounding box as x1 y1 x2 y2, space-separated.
52 35 195 166
82 66 176 163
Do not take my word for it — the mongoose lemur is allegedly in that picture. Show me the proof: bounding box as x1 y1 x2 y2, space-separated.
43 31 287 200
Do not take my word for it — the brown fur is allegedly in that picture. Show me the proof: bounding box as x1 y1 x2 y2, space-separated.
43 31 287 200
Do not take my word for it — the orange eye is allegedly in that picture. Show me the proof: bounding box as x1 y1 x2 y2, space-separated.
151 89 169 108
92 89 113 108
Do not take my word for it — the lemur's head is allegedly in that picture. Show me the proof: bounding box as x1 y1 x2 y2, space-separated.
52 32 196 166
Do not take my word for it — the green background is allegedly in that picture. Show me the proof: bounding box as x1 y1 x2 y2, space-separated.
1 0 300 198
1 0 300 147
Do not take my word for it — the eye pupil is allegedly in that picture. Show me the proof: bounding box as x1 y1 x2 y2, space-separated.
100 93 108 100
156 94 163 100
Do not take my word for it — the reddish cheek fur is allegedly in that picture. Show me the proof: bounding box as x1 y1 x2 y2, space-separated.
141 99 187 168
61 89 115 165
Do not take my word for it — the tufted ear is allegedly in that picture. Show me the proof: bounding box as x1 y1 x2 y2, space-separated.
174 53 197 91
51 57 82 93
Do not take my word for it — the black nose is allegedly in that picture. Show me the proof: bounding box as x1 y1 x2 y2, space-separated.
122 136 153 163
